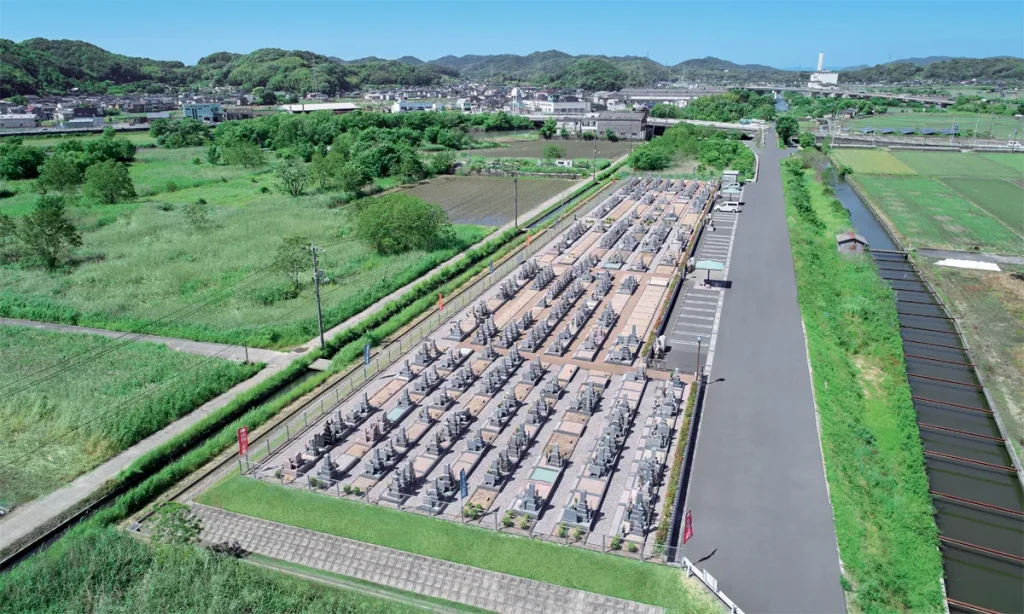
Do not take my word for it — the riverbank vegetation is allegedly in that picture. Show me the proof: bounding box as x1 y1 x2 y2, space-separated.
781 155 944 612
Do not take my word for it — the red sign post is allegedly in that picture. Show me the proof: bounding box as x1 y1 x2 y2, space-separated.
683 510 694 544
237 426 249 455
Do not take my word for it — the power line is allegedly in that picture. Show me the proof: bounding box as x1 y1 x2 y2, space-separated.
0 237 346 399
0 279 352 473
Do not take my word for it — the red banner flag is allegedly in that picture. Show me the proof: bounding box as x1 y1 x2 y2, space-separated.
683 510 694 544
526 233 532 247
237 426 249 456
438 293 444 310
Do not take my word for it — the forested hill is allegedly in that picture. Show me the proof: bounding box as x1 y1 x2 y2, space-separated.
841 56 1024 84
0 39 460 97
2 38 1020 97
429 50 674 88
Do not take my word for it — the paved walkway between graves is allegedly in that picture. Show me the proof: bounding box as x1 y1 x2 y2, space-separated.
0 317 292 365
193 503 663 614
679 133 846 613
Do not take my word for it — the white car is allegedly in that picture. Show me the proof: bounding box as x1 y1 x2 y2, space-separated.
714 203 740 213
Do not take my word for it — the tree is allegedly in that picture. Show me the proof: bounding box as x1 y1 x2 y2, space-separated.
184 198 212 231
274 235 310 292
18 196 82 270
560 127 571 139
581 131 596 141
542 143 567 162
428 150 456 176
798 131 816 150
355 193 455 255
258 90 278 106
275 159 307 197
83 160 136 204
776 116 800 145
222 141 265 167
150 502 202 545
337 161 371 194
36 152 84 194
205 144 221 165
605 129 619 142
0 142 46 180
539 117 557 140
308 150 343 190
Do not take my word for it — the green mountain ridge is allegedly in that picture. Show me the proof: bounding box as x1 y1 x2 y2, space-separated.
2 38 1020 98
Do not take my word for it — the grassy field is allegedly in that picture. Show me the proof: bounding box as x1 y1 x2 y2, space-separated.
846 111 1024 139
852 175 1022 253
917 261 1024 457
197 475 719 614
981 152 1024 174
831 149 917 175
6 130 158 148
483 139 634 160
782 161 944 612
401 175 577 225
838 149 1024 254
941 177 1024 234
0 526 424 614
0 326 259 507
893 151 1022 180
1 148 491 349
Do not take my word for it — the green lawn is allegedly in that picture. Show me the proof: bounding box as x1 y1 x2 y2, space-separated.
940 177 1024 236
831 149 917 175
0 326 260 507
852 175 1023 253
197 475 718 614
892 151 1020 180
783 162 944 612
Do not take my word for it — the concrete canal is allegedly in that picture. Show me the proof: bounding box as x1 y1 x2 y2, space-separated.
832 180 1024 613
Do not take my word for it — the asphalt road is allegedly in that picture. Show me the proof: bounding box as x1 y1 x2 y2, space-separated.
680 135 847 613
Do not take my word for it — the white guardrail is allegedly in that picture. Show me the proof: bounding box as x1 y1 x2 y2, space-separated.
681 557 746 614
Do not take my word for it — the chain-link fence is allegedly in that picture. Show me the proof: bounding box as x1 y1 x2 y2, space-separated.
240 188 610 477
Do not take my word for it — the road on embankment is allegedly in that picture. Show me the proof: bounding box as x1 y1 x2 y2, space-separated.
680 133 847 613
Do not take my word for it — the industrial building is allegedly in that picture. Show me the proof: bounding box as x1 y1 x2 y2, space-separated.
581 111 649 140
182 103 225 122
0 114 41 130
808 53 839 90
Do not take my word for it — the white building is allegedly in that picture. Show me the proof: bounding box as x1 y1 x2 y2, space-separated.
808 53 839 90
65 116 105 129
0 114 41 130
531 100 591 115
391 100 438 113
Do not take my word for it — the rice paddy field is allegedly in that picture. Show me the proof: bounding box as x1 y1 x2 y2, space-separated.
838 149 1024 253
400 175 578 225
0 146 491 349
0 325 259 507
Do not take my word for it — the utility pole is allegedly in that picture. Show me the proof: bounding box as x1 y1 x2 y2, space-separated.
309 244 326 349
514 161 519 230
592 139 598 184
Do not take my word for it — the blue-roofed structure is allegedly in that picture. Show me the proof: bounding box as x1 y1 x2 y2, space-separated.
921 128 937 135
900 128 916 135
938 128 959 135
859 127 874 134
879 128 896 134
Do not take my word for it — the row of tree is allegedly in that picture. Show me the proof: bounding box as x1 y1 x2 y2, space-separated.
650 90 777 123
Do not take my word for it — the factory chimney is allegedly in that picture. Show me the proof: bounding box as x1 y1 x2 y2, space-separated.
817 52 824 71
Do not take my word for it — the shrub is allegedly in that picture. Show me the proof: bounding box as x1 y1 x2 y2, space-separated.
519 517 530 530
83 160 136 204
610 535 622 550
627 543 638 553
354 193 456 255
342 484 352 494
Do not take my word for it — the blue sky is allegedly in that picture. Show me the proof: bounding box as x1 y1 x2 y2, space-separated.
2 0 1022 68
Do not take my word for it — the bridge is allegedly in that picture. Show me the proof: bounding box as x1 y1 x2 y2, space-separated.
647 117 765 136
744 85 955 107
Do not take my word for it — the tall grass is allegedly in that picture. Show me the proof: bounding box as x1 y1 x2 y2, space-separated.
0 326 259 507
0 526 421 614
782 159 944 612
0 190 490 349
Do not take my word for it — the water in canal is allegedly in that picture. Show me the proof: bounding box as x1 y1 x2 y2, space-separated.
833 180 1024 613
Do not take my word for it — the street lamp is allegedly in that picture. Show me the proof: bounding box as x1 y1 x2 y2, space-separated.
695 335 703 382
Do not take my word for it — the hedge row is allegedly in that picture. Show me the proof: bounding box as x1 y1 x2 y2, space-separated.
654 382 698 548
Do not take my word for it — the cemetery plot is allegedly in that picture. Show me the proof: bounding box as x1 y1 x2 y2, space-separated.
247 175 709 557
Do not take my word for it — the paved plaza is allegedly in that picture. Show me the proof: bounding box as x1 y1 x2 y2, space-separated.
193 504 663 614
247 177 714 554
